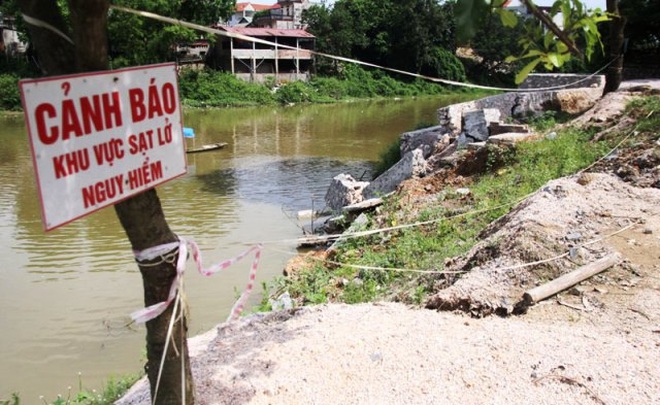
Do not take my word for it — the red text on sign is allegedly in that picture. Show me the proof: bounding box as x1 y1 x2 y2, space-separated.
128 160 163 190
81 174 124 208
52 148 91 179
35 92 123 146
128 80 177 124
93 138 125 166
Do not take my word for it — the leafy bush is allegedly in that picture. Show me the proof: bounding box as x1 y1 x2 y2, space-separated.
178 69 275 107
309 77 348 100
0 74 22 111
426 47 467 83
276 81 315 104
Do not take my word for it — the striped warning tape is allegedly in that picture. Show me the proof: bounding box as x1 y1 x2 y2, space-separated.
131 237 263 323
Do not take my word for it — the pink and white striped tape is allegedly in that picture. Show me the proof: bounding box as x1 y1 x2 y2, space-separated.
131 238 263 324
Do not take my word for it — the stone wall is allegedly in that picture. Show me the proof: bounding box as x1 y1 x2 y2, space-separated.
519 73 605 90
437 88 602 134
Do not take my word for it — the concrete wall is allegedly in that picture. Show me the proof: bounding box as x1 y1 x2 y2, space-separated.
519 73 605 90
437 88 602 134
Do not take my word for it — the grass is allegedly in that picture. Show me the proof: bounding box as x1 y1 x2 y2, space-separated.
1 373 141 405
260 97 660 307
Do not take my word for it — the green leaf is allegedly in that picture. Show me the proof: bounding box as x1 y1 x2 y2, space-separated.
495 9 518 28
547 52 561 67
515 58 542 84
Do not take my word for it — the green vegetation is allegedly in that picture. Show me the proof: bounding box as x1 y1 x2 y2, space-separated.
0 64 476 112
0 74 21 111
1 374 140 405
259 97 660 307
303 0 457 77
372 138 401 179
177 65 472 109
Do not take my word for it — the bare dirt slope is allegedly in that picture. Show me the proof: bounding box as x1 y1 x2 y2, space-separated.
117 82 660 405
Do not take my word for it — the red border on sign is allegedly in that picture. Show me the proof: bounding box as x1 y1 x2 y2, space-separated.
19 62 188 232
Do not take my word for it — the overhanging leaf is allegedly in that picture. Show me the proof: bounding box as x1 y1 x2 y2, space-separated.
494 9 518 28
515 58 542 84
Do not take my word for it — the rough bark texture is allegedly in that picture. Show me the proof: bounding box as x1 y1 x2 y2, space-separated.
19 1 194 403
603 0 626 95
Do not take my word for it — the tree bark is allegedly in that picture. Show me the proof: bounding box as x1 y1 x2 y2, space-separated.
18 1 194 403
603 0 626 95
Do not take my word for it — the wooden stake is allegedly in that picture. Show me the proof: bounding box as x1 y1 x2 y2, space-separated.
523 254 621 305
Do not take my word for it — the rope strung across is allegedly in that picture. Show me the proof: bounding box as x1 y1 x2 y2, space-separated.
109 4 614 93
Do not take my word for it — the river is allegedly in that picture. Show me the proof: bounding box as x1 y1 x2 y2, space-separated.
0 95 476 401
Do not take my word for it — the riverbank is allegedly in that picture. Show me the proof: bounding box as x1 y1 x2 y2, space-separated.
0 67 492 113
117 83 660 403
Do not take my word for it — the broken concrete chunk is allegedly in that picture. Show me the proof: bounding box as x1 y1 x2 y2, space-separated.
488 132 541 145
489 122 530 136
324 174 369 212
463 109 501 142
400 126 449 158
363 149 428 199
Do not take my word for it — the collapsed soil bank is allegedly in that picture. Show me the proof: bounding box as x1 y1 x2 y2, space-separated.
117 82 660 404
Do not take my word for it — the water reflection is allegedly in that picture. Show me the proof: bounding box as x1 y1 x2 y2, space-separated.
198 156 373 215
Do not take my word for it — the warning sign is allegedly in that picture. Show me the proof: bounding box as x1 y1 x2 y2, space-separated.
20 63 187 231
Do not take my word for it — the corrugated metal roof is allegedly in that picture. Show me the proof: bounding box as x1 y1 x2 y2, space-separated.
220 26 315 38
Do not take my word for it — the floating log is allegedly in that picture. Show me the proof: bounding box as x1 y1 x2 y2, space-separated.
522 253 620 305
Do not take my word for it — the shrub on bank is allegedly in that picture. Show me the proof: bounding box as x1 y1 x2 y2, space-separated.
1 65 474 112
0 74 22 111
178 69 275 107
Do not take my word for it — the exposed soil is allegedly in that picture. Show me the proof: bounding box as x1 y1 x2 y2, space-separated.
117 82 660 405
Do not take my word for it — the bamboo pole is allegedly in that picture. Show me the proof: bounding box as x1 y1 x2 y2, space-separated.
523 254 621 305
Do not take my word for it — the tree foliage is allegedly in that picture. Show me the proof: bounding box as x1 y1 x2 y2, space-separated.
1 0 234 69
108 0 234 68
461 10 527 85
303 0 458 78
456 0 610 83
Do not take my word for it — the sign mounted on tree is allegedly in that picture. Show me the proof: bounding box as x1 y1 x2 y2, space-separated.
20 63 187 231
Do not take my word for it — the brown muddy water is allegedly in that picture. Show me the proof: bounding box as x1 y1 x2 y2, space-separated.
0 95 476 400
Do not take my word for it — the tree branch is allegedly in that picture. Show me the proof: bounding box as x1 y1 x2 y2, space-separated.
520 0 583 58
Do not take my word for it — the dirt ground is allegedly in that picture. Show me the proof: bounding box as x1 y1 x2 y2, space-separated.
117 82 660 404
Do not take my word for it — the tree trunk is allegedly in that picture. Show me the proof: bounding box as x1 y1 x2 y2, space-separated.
18 1 194 402
115 191 195 404
603 0 627 94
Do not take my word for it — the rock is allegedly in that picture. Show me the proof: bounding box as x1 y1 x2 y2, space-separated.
462 109 501 142
467 141 486 150
488 132 541 145
269 292 293 311
324 174 369 212
555 88 602 114
545 131 557 140
566 232 583 241
343 197 387 214
363 149 428 199
489 122 530 136
400 126 450 158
